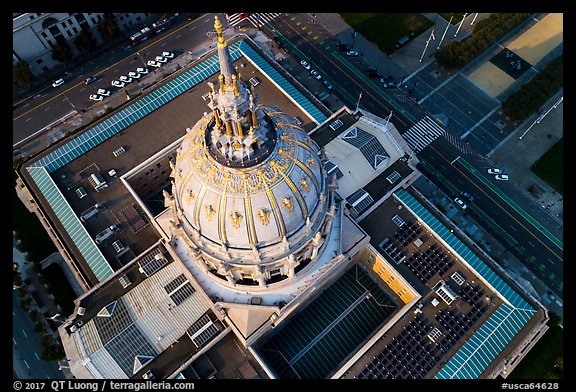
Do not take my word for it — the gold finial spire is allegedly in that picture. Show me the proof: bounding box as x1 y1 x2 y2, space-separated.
214 16 226 47
231 74 239 96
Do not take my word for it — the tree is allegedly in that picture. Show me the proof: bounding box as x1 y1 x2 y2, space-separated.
13 60 35 88
96 13 121 41
73 28 97 53
51 36 73 64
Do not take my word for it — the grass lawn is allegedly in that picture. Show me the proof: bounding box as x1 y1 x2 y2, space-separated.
507 320 563 379
532 138 563 194
339 13 433 54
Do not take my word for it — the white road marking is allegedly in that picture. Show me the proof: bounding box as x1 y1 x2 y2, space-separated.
22 329 27 337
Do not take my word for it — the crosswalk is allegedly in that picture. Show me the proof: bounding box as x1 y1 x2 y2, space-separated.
227 13 282 28
402 116 471 155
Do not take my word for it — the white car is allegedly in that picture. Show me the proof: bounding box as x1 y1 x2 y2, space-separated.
300 60 311 70
147 60 162 68
495 174 509 181
346 50 359 57
310 69 322 80
119 76 133 83
136 67 149 74
487 168 503 175
52 78 65 88
128 71 142 79
161 51 175 59
97 89 111 97
454 197 467 210
155 56 168 63
89 94 103 101
111 80 126 88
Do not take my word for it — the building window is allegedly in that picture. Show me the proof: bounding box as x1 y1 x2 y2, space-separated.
156 162 161 168
72 27 78 34
36 58 43 65
136 16 141 22
270 268 282 277
30 15 35 20
41 32 47 39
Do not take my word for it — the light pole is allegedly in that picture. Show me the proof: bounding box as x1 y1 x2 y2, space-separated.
355 91 362 112
47 313 65 324
438 14 453 49
454 13 468 37
62 94 77 112
136 52 146 69
419 29 435 62
471 13 479 26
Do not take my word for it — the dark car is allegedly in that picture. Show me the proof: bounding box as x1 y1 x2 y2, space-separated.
84 76 97 85
460 191 475 202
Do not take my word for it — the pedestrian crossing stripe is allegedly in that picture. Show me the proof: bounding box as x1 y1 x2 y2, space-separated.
403 116 445 153
227 13 282 28
403 116 472 155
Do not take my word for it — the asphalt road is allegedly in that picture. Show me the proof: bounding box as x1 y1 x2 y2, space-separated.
13 285 64 379
13 13 227 148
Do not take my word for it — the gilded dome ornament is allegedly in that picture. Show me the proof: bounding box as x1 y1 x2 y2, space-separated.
186 189 195 203
230 211 243 228
299 177 310 192
205 204 216 221
281 196 294 213
258 208 271 226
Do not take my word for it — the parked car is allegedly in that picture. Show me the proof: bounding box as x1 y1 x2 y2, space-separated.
460 191 475 202
488 168 503 175
97 89 111 97
89 94 103 101
310 69 322 80
300 60 311 70
136 67 149 75
155 56 168 63
346 50 359 57
495 174 509 181
454 197 467 210
84 76 97 85
147 60 162 68
128 71 142 79
119 76 133 83
52 78 65 88
111 80 126 88
382 80 397 88
161 51 175 59
323 80 333 90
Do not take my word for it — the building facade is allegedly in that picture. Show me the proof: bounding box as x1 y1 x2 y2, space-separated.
13 13 158 75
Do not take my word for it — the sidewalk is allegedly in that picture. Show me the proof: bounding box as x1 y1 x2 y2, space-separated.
488 90 563 229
